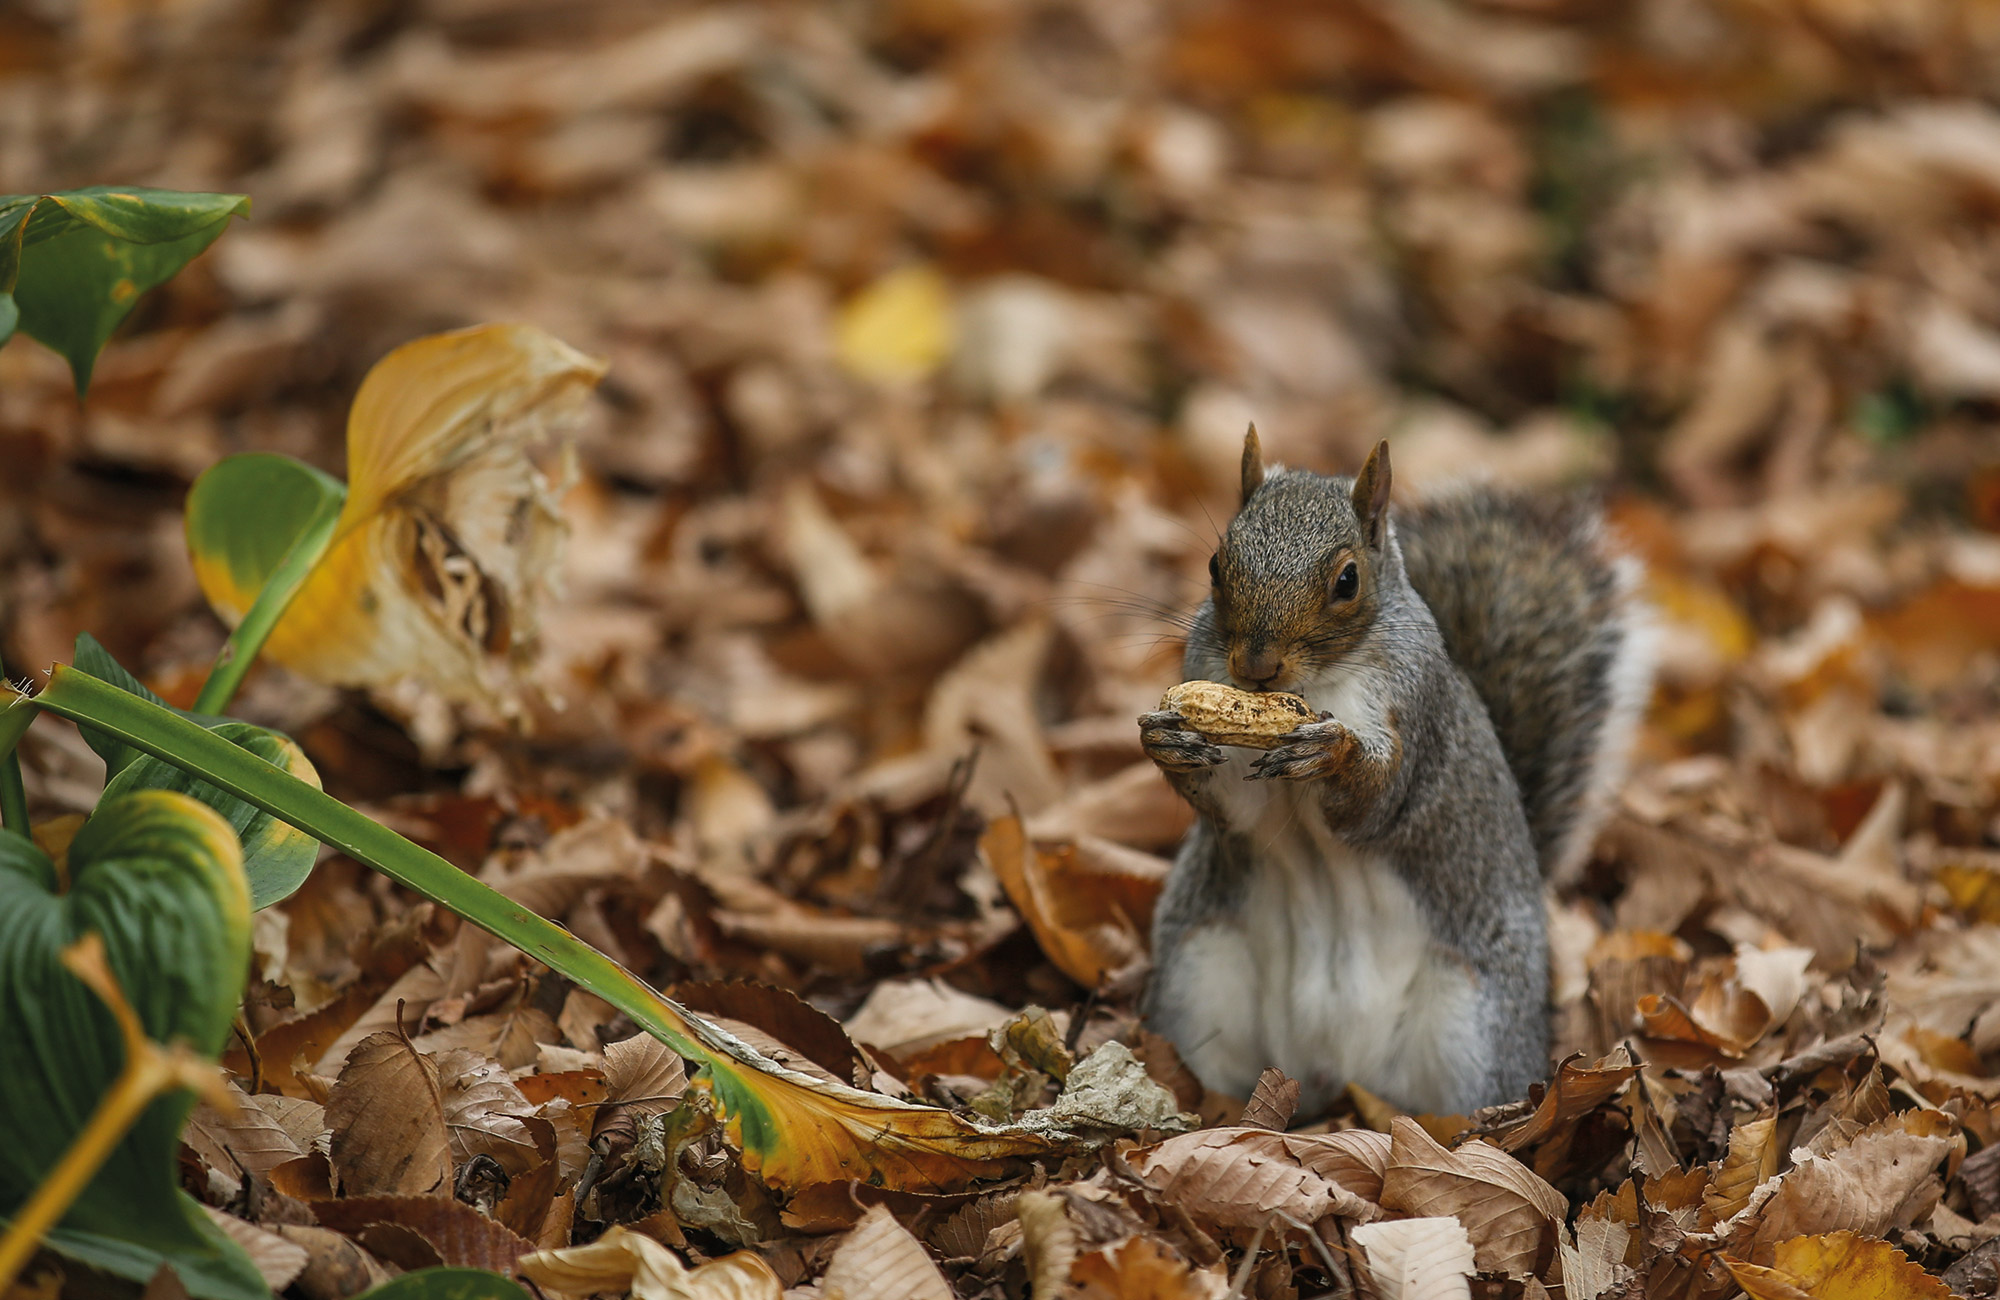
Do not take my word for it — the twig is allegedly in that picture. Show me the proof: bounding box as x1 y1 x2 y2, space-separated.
1226 1220 1268 1300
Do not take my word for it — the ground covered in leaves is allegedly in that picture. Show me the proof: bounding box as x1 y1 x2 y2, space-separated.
6 1 2000 1297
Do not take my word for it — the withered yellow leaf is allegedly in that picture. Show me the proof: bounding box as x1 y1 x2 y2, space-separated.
195 323 606 713
1724 1231 1953 1300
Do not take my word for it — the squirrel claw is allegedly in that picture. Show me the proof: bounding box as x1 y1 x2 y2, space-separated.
1139 711 1226 772
1248 720 1349 781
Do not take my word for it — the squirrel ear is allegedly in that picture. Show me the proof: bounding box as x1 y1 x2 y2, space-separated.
1351 440 1392 548
1241 424 1265 505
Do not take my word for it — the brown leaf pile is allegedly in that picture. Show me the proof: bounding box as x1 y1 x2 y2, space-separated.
5 1 2000 1297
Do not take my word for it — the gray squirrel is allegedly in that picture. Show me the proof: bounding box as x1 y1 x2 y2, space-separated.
1140 431 1655 1116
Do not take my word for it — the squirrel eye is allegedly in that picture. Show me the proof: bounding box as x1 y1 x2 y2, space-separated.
1331 562 1359 602
1208 553 1222 586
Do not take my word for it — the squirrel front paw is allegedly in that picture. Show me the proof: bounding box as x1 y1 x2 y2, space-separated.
1249 719 1355 781
1138 710 1226 773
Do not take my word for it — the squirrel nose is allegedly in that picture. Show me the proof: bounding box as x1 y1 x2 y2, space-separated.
1236 647 1284 689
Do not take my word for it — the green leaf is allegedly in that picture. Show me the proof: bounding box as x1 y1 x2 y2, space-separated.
183 453 347 715
69 635 323 907
102 722 323 910
356 1268 534 1300
0 789 262 1300
0 187 249 397
72 633 191 777
0 292 17 348
184 454 348 620
24 667 1065 1195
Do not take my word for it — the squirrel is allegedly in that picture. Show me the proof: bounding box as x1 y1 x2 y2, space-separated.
1140 430 1655 1117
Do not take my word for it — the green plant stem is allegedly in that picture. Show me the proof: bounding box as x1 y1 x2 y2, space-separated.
192 495 343 716
0 650 30 836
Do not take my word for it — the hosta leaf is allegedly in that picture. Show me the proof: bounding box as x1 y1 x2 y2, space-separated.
184 453 348 629
67 635 324 907
102 722 322 909
189 323 606 714
0 187 249 396
72 632 204 777
26 667 1078 1196
0 789 262 1300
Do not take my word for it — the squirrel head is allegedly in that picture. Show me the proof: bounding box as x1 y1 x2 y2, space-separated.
1198 430 1396 693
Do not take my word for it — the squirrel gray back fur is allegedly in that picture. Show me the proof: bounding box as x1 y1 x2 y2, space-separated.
1398 491 1655 883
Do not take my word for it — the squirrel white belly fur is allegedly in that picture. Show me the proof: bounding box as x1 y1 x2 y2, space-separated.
1140 432 1654 1116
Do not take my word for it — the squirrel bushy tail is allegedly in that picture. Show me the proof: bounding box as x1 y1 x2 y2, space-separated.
1397 491 1656 883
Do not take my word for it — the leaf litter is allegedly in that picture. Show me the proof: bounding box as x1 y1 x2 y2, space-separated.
4 0 2000 1297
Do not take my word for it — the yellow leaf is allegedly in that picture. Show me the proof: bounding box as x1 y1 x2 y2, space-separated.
1724 1231 1953 1300
834 264 955 384
194 323 606 713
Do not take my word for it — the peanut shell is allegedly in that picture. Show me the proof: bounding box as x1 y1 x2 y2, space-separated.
1160 680 1315 750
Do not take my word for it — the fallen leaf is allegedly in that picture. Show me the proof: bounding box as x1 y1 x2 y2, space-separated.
1378 1117 1566 1278
325 1027 453 1197
1015 1191 1079 1300
1129 1126 1384 1228
818 1205 952 1300
834 264 955 385
311 1195 536 1274
1725 1230 1954 1299
1351 1216 1477 1300
1241 1068 1300 1131
1070 1233 1227 1299
1732 1114 1958 1262
517 1224 783 1300
434 1048 543 1173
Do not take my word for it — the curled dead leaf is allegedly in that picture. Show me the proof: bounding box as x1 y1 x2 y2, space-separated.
518 1225 782 1300
1378 1117 1565 1278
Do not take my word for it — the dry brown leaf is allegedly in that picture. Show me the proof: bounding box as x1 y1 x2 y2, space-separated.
818 1205 951 1300
325 1027 452 1197
1492 1049 1637 1177
1704 1115 1780 1228
186 1080 306 1181
1350 1217 1477 1300
675 981 870 1088
1070 1234 1228 1299
1732 1117 1957 1262
1378 1117 1566 1278
600 1031 691 1123
1241 1068 1300 1131
270 1223 394 1300
518 1224 783 1300
249 1093 329 1156
309 1194 535 1273
982 814 1144 990
434 1047 543 1173
1128 1127 1382 1228
843 979 1015 1055
200 1208 311 1291
1015 1191 1079 1300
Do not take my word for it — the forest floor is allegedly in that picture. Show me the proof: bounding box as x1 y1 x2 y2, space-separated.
5 1 2000 1297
